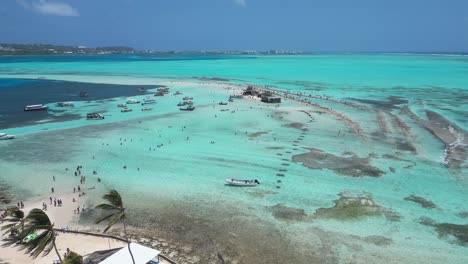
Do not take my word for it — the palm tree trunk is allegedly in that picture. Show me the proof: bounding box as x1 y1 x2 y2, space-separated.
123 219 135 264
53 238 63 263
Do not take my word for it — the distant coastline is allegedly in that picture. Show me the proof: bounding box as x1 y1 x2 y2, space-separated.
0 43 312 56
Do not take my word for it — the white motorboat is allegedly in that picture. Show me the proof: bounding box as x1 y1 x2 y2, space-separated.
117 103 127 108
142 98 156 105
127 98 140 104
121 108 133 113
0 134 16 140
225 178 260 186
24 104 48 111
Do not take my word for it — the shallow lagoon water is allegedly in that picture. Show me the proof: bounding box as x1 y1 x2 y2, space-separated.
0 54 467 263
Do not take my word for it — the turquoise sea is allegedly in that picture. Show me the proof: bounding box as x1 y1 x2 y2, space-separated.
0 54 467 263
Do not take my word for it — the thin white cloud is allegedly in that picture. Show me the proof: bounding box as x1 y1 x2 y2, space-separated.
233 0 247 7
16 0 80 17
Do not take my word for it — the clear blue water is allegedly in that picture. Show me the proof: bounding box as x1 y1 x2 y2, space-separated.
0 54 467 264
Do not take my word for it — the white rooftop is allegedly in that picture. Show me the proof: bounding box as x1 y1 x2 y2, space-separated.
100 242 160 264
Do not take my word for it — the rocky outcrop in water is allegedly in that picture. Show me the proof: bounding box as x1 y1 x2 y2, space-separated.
402 107 467 171
292 148 385 177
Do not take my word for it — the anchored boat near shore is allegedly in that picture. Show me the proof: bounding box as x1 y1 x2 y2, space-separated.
225 179 260 186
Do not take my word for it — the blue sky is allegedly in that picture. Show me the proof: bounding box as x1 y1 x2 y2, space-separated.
1 0 467 52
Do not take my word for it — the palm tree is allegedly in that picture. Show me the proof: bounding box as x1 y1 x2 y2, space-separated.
95 189 135 264
21 208 62 263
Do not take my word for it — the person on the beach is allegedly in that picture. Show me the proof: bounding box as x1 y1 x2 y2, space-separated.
51 187 54 193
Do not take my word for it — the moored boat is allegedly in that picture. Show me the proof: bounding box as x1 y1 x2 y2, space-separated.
225 179 260 186
177 101 193 106
179 106 195 111
219 102 228 105
121 108 133 113
24 104 48 111
86 113 105 120
141 107 153 111
127 98 140 104
117 103 127 108
183 96 193 101
0 133 15 140
0 134 15 140
173 91 183 96
56 102 74 107
142 98 156 105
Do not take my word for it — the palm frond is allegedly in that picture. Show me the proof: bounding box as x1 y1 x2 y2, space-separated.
25 209 51 228
102 189 123 208
95 203 119 211
27 231 54 258
95 212 117 224
103 211 125 233
6 207 25 219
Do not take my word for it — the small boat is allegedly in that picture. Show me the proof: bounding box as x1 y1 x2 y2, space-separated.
225 179 260 186
157 87 170 93
177 101 193 106
56 102 74 107
219 102 228 105
0 134 15 140
179 106 195 111
141 107 153 111
154 91 165 96
121 108 133 113
228 98 234 102
86 113 105 120
117 103 127 108
142 98 156 105
173 91 183 96
127 98 140 104
137 88 147 92
79 91 88 97
24 104 48 111
183 97 193 101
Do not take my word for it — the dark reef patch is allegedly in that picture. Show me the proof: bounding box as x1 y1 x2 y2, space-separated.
402 107 467 171
292 148 385 177
457 212 468 219
312 192 399 221
350 96 408 110
419 217 468 246
283 122 307 131
248 131 270 139
269 204 307 221
404 195 437 209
